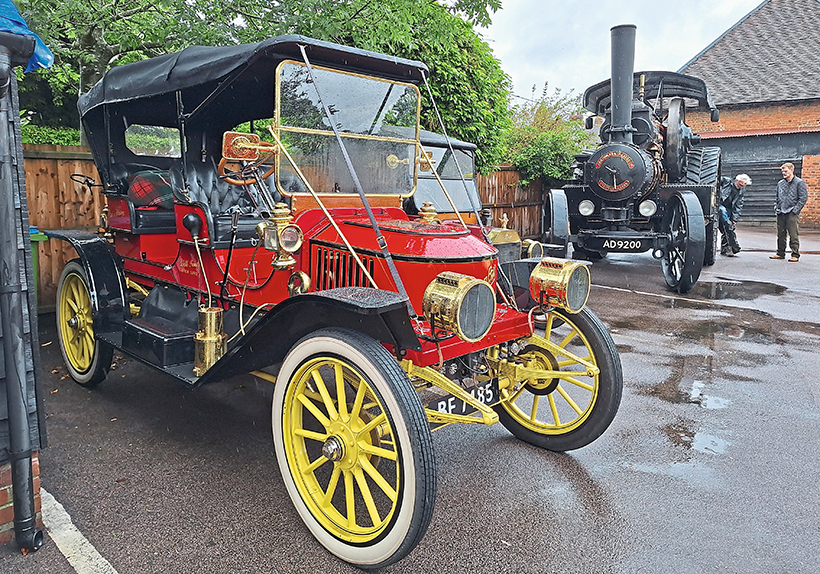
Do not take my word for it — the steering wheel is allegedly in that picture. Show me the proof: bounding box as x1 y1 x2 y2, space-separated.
218 156 276 186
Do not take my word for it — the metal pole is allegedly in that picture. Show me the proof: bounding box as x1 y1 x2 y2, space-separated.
0 45 43 552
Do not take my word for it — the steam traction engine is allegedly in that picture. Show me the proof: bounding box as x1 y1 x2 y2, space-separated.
553 24 722 293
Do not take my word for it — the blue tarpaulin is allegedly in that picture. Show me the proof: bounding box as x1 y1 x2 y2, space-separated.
0 0 53 71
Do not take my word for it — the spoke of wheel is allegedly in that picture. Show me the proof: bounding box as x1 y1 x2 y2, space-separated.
544 313 555 335
293 428 328 442
350 376 368 421
548 393 561 425
359 442 397 462
359 455 397 501
66 296 79 315
557 330 577 349
323 465 342 507
312 369 339 421
359 412 387 437
303 453 330 476
530 394 540 421
561 376 595 392
335 363 348 420
344 469 356 528
556 384 584 415
353 466 382 526
297 393 332 429
557 356 593 368
82 330 94 352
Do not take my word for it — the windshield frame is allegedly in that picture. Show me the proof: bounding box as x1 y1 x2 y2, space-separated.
273 59 422 199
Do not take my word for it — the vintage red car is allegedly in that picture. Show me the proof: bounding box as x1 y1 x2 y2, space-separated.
52 36 623 568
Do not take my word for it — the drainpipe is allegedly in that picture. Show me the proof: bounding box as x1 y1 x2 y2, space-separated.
0 37 44 552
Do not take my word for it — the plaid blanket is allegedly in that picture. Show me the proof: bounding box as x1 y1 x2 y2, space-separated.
127 170 174 210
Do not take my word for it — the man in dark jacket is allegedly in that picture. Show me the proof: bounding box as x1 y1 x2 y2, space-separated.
770 162 809 262
719 174 751 257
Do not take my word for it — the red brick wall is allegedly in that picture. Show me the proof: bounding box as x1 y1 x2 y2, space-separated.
688 101 820 227
0 453 42 545
801 155 820 226
688 101 820 134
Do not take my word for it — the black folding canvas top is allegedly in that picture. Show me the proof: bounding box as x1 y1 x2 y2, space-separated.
78 35 428 119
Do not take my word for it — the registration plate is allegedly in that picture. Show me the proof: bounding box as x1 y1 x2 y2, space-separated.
587 237 648 252
427 379 500 416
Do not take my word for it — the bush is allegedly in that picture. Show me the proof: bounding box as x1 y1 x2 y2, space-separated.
21 124 82 146
504 86 595 186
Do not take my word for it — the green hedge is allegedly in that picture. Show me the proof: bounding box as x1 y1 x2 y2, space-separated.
21 124 82 146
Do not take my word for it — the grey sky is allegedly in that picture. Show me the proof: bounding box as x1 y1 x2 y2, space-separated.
480 0 765 100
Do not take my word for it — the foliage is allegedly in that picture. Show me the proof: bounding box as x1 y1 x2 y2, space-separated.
18 0 508 169
405 7 511 174
504 85 596 186
21 124 82 146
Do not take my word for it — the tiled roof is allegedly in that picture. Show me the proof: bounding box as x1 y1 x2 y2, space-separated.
679 0 820 106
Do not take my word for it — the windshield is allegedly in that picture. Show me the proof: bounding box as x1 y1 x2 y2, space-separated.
414 145 480 213
275 61 420 196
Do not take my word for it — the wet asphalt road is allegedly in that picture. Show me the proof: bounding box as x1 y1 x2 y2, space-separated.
3 226 820 574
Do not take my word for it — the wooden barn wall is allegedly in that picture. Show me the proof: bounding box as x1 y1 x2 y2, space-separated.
23 145 104 310
476 167 543 239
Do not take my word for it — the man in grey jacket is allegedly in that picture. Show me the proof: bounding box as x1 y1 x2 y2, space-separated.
770 163 808 262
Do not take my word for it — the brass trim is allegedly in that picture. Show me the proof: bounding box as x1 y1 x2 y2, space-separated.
193 307 227 375
287 270 311 296
422 271 496 343
529 258 591 313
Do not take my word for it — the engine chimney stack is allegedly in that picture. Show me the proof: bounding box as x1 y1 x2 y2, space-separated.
609 24 636 144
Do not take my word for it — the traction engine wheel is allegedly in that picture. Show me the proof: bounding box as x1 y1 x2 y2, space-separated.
661 190 705 293
494 307 622 452
685 146 722 266
56 260 113 387
272 328 436 569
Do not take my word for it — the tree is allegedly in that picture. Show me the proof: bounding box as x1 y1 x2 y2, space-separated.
18 0 509 169
504 85 596 186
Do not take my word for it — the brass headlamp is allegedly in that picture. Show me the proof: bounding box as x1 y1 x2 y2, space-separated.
529 257 591 314
257 202 303 269
422 271 496 343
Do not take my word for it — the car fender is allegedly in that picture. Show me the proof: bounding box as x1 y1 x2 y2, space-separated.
44 229 128 336
196 287 421 385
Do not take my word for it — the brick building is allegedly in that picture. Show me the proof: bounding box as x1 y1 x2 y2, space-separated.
680 0 820 227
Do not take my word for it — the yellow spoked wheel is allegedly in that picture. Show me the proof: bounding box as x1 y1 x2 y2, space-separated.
273 329 435 569
495 307 622 451
56 260 112 387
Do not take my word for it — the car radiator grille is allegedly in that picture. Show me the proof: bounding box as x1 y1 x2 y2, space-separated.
312 245 376 290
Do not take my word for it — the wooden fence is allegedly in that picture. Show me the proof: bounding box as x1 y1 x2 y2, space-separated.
24 145 103 310
476 166 543 239
22 146 544 310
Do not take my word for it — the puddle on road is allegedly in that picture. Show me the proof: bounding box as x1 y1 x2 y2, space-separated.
662 421 730 454
691 279 787 301
692 433 730 454
642 356 731 409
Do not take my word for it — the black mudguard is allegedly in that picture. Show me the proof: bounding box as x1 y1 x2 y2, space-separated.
44 229 128 335
196 287 421 385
